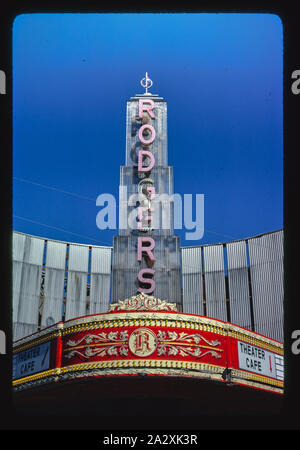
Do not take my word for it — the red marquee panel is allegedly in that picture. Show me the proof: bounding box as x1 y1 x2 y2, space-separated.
13 303 284 396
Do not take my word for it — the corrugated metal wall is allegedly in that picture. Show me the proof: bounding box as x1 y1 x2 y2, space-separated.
13 234 44 341
226 240 252 330
181 247 203 315
203 244 227 321
181 230 284 342
12 230 284 342
41 240 66 327
65 244 90 321
248 230 284 342
12 232 112 340
12 232 26 324
90 247 112 314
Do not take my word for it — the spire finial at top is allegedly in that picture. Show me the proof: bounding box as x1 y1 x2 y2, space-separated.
140 72 153 95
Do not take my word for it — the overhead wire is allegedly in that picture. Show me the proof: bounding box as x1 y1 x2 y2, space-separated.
13 176 96 202
13 176 246 246
13 215 111 246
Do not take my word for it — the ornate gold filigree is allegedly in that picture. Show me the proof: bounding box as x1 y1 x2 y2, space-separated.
156 330 222 359
63 327 223 361
64 331 129 360
109 293 178 312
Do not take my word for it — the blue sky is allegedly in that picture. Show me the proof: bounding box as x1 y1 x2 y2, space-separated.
12 13 283 246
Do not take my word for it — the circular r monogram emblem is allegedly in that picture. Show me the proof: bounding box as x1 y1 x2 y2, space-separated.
128 328 157 357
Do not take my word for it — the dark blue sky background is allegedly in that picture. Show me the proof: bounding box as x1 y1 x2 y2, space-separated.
12 13 283 246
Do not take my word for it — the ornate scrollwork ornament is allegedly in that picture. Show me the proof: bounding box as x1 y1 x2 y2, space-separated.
109 293 178 312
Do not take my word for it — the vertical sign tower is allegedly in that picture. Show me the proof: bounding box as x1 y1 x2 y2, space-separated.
111 74 182 310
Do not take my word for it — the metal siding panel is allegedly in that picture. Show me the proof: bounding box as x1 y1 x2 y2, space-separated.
12 260 23 323
226 241 252 330
12 233 31 339
41 267 65 327
12 233 27 323
91 247 111 274
89 273 111 314
181 247 203 315
89 247 112 314
64 244 89 320
268 230 284 342
65 271 88 320
23 235 45 266
13 236 44 339
68 244 89 272
227 240 247 269
203 245 227 321
13 323 38 342
45 240 67 269
16 263 42 328
248 236 268 337
248 231 283 341
40 240 67 327
13 232 26 262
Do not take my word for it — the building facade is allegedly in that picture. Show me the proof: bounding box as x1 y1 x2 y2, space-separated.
12 76 284 344
12 77 284 407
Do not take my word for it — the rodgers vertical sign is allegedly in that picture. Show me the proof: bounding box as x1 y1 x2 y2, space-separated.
136 96 156 294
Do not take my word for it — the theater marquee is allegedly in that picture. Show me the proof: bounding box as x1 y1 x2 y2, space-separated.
12 294 284 395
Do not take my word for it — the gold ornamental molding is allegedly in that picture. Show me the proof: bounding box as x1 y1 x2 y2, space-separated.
230 368 284 390
13 323 63 353
13 359 283 395
13 359 225 391
227 325 283 352
12 296 284 397
13 365 283 395
109 293 178 312
13 312 283 356
60 310 228 337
